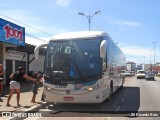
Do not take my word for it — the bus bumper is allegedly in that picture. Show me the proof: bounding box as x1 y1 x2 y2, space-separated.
42 88 104 103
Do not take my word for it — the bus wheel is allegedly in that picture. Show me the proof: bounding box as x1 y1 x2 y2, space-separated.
108 83 113 100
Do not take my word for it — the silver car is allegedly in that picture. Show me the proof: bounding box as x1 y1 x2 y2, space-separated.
145 72 154 80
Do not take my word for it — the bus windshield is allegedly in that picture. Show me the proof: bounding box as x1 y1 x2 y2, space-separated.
44 38 102 83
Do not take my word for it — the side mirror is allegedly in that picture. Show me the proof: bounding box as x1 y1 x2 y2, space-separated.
34 43 48 60
100 40 107 58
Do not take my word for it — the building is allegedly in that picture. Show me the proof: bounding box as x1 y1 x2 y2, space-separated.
143 63 160 71
0 18 45 84
126 62 136 71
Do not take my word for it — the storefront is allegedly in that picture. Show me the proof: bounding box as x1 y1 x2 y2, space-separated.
0 18 26 84
0 18 45 84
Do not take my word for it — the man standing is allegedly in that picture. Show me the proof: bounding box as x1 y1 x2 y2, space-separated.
6 67 34 107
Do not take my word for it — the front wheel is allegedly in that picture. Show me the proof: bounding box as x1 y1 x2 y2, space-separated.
108 84 113 100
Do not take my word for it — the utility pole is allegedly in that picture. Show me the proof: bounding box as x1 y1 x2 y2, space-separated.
143 56 145 70
149 50 153 70
152 41 158 67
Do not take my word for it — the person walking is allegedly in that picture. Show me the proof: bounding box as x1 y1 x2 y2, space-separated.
6 67 34 107
0 64 4 102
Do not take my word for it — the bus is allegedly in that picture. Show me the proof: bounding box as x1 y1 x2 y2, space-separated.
34 31 125 103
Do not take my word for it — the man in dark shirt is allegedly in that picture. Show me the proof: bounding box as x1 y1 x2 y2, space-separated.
6 67 34 107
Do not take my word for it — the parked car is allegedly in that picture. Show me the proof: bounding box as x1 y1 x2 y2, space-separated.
130 71 135 76
121 70 132 77
145 72 154 80
136 70 146 79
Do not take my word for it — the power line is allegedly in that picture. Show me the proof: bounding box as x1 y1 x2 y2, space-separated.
25 33 48 43
72 1 84 12
0 13 52 37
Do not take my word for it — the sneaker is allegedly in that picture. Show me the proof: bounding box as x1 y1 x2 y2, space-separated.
0 97 3 102
17 104 22 107
6 104 11 107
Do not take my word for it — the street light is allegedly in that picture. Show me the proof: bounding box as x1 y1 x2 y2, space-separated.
78 11 101 31
152 41 158 66
143 56 145 70
149 49 153 70
142 56 145 64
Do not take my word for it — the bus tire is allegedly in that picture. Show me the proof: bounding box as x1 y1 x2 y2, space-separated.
108 82 113 100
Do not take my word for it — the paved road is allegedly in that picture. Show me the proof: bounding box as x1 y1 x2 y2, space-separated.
24 76 160 120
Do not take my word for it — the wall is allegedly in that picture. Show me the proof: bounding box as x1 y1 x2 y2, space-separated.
29 54 45 72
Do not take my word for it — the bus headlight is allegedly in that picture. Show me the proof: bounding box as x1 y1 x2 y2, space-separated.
47 87 52 91
97 84 102 88
87 86 94 91
46 86 53 91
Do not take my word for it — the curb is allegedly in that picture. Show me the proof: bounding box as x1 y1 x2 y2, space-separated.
155 77 160 81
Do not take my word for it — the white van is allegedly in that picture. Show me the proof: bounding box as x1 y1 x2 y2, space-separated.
136 70 146 79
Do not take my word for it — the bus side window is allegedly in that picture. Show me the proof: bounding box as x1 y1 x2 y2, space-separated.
103 57 107 72
106 53 108 69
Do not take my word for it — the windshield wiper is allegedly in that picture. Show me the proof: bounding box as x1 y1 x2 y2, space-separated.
71 57 83 78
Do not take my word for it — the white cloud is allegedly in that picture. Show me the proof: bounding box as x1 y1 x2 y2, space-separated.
118 21 142 27
113 19 142 29
120 44 160 64
56 0 71 7
105 16 142 28
120 45 149 56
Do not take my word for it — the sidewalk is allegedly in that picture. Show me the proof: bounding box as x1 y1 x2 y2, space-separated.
155 76 160 81
0 80 43 113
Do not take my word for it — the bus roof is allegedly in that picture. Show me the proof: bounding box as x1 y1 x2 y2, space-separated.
50 31 108 41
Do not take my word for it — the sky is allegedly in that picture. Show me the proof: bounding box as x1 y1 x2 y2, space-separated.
0 0 160 64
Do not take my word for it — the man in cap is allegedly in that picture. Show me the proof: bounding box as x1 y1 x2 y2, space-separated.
6 67 34 107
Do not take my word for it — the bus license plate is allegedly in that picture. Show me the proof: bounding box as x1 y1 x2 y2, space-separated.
55 85 67 89
63 97 74 101
54 84 74 89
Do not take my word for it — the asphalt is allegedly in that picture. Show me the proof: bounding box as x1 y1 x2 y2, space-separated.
0 75 160 120
0 80 43 119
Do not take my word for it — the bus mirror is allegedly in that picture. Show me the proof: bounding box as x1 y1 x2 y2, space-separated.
100 40 107 58
34 43 48 60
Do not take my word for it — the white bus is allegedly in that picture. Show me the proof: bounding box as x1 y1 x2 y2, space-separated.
34 31 125 103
